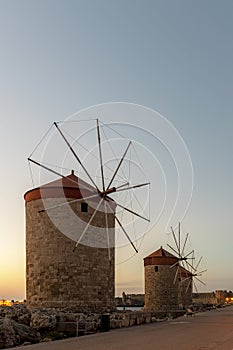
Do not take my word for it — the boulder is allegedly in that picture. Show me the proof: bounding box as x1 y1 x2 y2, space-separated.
30 309 57 334
0 305 31 326
0 307 14 320
0 317 16 349
13 304 31 326
12 321 40 344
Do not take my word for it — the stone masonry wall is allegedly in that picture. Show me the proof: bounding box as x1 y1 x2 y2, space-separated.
26 197 115 312
144 265 178 311
178 279 192 308
192 292 217 305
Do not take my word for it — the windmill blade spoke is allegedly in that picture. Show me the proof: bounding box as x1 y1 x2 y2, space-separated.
132 189 145 213
190 250 195 266
73 199 103 251
28 160 35 187
180 259 186 270
196 269 207 275
106 202 138 253
170 261 179 269
115 215 138 253
28 158 87 189
193 280 199 294
195 276 206 286
180 261 192 282
54 122 99 191
61 128 128 183
116 182 130 189
96 119 105 191
167 243 179 257
195 256 203 271
186 259 197 271
178 222 181 256
28 158 67 180
181 275 191 284
29 123 54 159
181 260 189 273
171 226 180 254
115 182 150 193
39 193 101 213
173 266 179 284
106 141 132 190
181 260 191 279
104 200 111 261
186 278 192 292
184 249 194 259
114 201 150 222
28 158 99 193
181 233 189 256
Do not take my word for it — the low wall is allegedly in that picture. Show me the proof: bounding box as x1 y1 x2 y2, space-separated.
56 310 187 336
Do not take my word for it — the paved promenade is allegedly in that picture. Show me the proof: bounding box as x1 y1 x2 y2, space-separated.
12 305 233 350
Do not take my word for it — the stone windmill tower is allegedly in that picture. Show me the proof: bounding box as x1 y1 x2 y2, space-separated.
144 246 179 312
25 119 150 312
178 265 193 308
24 171 116 312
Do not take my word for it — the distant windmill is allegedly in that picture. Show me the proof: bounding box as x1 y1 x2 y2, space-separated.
167 223 207 298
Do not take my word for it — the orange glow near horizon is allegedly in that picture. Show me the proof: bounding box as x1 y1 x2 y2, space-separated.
0 300 12 306
0 300 25 306
0 263 25 300
225 297 233 303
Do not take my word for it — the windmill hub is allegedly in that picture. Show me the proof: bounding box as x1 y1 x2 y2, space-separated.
100 187 116 197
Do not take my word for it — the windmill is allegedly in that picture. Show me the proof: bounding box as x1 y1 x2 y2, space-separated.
28 119 150 254
167 223 207 307
25 118 151 311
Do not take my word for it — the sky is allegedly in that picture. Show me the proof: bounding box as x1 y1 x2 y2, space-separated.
0 0 233 299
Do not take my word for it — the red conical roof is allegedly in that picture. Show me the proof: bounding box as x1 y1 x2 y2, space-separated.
24 171 98 203
144 246 179 266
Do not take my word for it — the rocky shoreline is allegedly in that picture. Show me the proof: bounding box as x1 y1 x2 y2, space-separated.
0 303 216 349
0 304 103 348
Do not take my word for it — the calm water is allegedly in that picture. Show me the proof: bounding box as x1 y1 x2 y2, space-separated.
117 306 143 311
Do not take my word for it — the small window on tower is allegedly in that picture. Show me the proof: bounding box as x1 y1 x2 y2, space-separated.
81 202 88 213
155 266 159 272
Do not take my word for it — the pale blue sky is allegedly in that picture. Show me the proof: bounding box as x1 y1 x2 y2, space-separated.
0 0 233 298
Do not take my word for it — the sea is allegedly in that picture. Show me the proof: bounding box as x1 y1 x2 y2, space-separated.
117 306 143 311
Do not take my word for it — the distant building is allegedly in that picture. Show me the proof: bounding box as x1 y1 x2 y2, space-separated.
115 293 144 307
215 290 227 304
192 290 233 305
115 297 123 306
123 293 144 306
192 292 217 305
